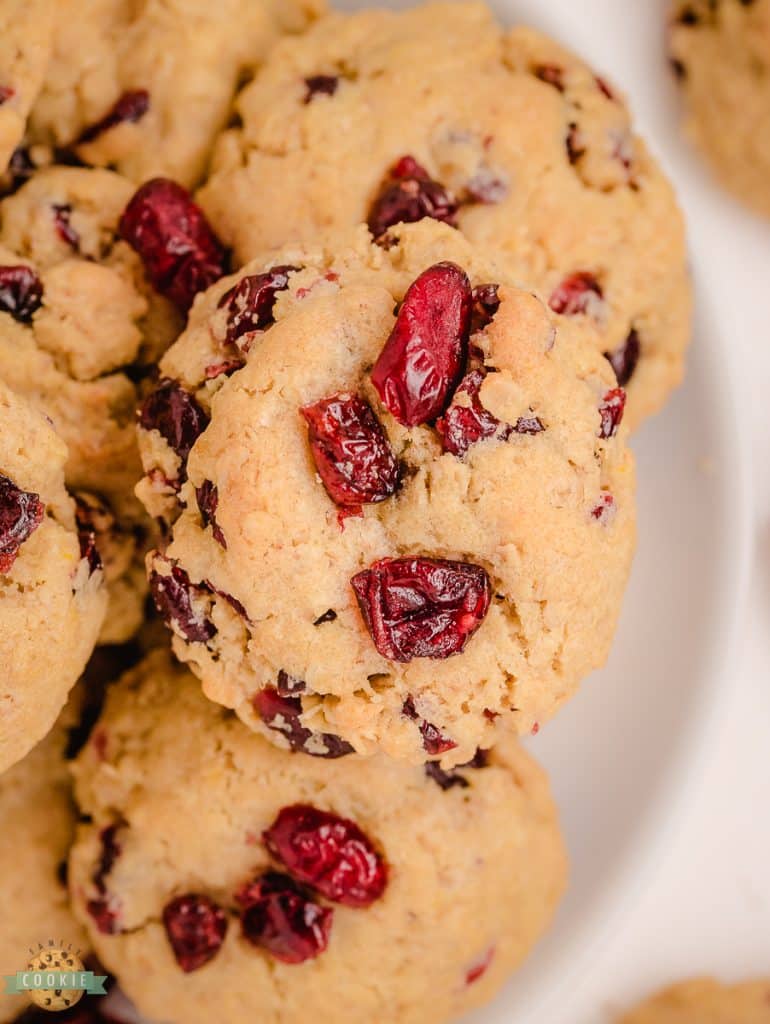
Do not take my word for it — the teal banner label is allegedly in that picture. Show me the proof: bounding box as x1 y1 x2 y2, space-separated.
4 970 107 995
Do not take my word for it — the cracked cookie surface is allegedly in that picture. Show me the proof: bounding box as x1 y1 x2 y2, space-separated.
198 0 691 427
137 220 636 766
70 649 567 1024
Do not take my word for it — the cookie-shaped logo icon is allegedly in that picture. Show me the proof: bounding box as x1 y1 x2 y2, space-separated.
26 946 85 1011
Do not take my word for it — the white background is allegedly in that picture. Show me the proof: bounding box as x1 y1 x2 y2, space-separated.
524 1 770 1019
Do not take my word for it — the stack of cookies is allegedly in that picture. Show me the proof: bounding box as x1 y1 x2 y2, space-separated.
0 3 691 1023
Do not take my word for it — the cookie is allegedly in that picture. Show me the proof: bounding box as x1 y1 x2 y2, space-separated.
136 220 636 766
619 977 770 1023
198 0 691 427
0 0 55 177
0 382 106 774
0 692 90 1023
0 166 186 641
669 0 770 217
24 0 326 189
69 649 567 1024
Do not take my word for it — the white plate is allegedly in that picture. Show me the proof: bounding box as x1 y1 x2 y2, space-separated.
333 1 753 1021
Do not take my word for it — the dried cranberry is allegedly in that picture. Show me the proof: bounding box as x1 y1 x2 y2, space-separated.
74 497 103 574
436 368 502 457
87 824 121 934
424 748 488 790
162 894 228 972
253 687 354 759
304 75 339 103
548 272 603 316
598 388 626 438
0 86 14 104
372 262 472 427
77 89 150 145
591 493 616 524
566 123 584 164
238 872 332 964
534 64 565 90
138 379 209 478
85 899 119 935
351 557 491 661
605 328 640 387
367 155 458 239
264 805 387 908
595 75 616 100
276 670 306 696
52 204 79 250
301 393 399 512
0 265 43 322
195 481 225 547
1 146 37 196
0 474 44 573
470 283 500 333
119 178 227 312
148 561 215 644
466 946 495 985
403 696 457 755
217 266 296 351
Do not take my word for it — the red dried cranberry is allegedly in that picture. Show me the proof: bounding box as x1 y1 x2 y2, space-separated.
276 670 306 696
595 75 616 100
52 204 79 250
87 824 121 934
436 368 502 457
253 687 354 759
119 178 227 312
195 481 225 547
470 283 500 333
351 557 491 661
566 123 584 164
162 894 228 972
0 86 14 104
85 899 119 935
0 474 44 573
148 561 215 644
77 89 150 145
591 493 616 524
424 748 488 790
534 64 565 90
402 696 457 755
238 872 332 964
1 146 37 196
466 946 495 985
372 262 472 427
548 272 603 316
138 379 209 478
264 805 387 908
217 266 296 352
605 328 640 387
304 75 339 103
301 393 399 512
598 387 626 438
367 155 458 239
74 497 103 574
0 265 43 322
